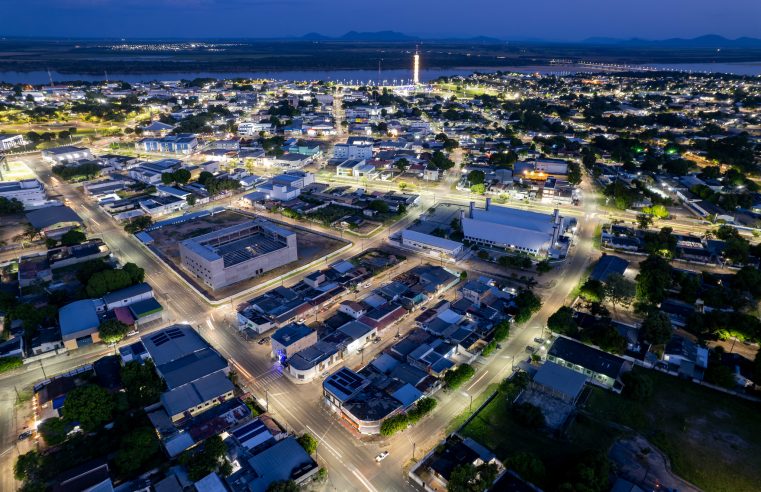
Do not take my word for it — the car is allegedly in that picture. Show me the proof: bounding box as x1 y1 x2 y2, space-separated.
18 430 33 441
525 345 536 353
375 451 389 462
258 337 270 345
533 337 545 344
373 338 381 344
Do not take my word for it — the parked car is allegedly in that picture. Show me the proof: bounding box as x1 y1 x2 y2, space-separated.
258 336 270 345
533 337 545 345
18 430 33 441
525 345 536 354
375 451 389 462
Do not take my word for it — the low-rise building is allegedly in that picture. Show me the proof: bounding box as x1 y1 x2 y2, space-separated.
0 179 46 207
180 219 298 290
546 336 629 391
41 146 93 164
59 299 101 350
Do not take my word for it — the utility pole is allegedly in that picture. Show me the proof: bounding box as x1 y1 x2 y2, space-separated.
412 442 416 461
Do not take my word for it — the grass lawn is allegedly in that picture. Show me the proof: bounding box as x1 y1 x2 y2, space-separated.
458 367 761 492
458 387 619 490
583 367 761 492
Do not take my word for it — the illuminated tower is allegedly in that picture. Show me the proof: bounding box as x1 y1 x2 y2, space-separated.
413 47 420 85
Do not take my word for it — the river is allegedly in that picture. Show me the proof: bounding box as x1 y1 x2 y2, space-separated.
0 62 759 85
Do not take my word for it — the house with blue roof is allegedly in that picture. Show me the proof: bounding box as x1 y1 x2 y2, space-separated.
59 299 101 350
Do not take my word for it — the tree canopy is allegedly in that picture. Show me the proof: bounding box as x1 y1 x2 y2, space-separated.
61 385 114 431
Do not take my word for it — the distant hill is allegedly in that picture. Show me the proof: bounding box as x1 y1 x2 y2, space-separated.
581 35 761 48
339 31 419 42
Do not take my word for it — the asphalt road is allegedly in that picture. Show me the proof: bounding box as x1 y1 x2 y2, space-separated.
0 156 601 492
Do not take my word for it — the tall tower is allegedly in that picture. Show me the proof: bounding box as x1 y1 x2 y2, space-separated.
413 46 420 85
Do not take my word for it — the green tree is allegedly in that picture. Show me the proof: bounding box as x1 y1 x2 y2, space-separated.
567 162 582 185
640 311 672 345
579 278 605 303
62 385 114 431
161 172 175 185
448 462 498 492
394 158 409 173
467 170 485 185
429 150 454 171
99 319 129 344
368 200 389 214
122 262 145 284
604 273 635 308
60 229 86 246
179 435 229 481
186 194 197 206
115 427 160 475
493 320 510 342
86 269 131 297
547 306 578 337
470 183 486 195
14 451 42 481
266 481 300 492
636 255 672 305
297 433 318 455
173 168 191 184
636 213 653 229
621 371 653 400
121 360 164 407
39 417 67 445
124 215 153 234
705 364 736 388
513 289 541 324
444 364 476 390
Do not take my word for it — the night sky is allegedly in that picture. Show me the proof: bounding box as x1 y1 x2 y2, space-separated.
1 0 759 40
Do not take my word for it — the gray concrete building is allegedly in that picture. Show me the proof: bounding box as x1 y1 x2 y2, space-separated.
180 218 298 290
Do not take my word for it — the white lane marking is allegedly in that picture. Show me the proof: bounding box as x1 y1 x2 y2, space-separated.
467 370 489 391
206 319 215 331
306 424 343 460
348 464 379 492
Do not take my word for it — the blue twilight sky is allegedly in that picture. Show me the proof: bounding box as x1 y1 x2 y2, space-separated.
0 0 759 40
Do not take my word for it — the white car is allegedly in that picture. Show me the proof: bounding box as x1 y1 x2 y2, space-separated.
375 451 389 462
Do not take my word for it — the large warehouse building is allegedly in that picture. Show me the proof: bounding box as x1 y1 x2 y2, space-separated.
461 200 567 257
180 218 298 290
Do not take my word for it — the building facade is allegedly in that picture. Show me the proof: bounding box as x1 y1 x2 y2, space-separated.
179 219 298 290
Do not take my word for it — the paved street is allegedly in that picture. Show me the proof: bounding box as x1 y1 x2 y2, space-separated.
0 155 602 491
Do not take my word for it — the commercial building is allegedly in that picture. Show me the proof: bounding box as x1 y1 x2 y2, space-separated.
461 201 566 257
401 229 464 259
336 159 376 178
59 299 101 350
137 133 198 154
546 336 629 391
0 133 24 151
41 146 93 164
141 325 233 423
180 218 298 290
25 205 83 238
271 323 316 362
0 179 46 208
333 141 373 161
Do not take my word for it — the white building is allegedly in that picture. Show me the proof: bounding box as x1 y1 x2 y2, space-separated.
336 159 375 178
41 146 93 165
461 200 566 257
238 121 273 136
180 219 298 290
333 142 373 161
401 229 464 259
0 134 25 151
0 179 46 207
